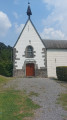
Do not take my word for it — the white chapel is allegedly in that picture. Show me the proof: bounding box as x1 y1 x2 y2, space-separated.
13 3 67 78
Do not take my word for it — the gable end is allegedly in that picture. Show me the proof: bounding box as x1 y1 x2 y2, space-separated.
14 19 45 48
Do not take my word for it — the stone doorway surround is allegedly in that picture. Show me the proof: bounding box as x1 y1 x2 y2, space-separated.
24 59 36 77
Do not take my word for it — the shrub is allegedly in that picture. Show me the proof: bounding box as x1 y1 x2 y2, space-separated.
56 66 67 81
0 42 13 77
0 62 13 77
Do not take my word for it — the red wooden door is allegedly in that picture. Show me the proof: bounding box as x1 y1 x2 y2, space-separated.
26 63 35 76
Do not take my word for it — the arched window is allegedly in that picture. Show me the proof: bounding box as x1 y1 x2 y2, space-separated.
25 46 33 58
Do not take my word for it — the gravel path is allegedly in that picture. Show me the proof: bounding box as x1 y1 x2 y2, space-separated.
4 78 67 120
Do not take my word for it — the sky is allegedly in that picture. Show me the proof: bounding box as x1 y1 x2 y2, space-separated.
0 0 67 46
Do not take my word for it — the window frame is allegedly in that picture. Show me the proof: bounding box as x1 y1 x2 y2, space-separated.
25 45 34 58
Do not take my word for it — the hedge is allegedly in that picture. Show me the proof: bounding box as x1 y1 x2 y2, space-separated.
56 66 67 81
0 62 13 77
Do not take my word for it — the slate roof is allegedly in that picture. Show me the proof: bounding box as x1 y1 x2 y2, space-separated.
42 40 67 49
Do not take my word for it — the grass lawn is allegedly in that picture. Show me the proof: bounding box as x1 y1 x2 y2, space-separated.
29 91 39 97
0 76 40 120
0 75 13 84
57 93 67 111
53 78 67 111
57 82 67 111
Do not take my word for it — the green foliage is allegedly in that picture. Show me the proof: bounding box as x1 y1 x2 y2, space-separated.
0 42 13 77
0 62 13 77
56 66 67 81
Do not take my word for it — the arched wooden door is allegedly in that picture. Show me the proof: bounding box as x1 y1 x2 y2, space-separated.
26 63 35 77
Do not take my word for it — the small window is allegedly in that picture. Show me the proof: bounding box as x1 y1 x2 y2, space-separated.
25 46 33 58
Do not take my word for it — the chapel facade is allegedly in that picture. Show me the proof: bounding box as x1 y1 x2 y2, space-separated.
13 4 67 78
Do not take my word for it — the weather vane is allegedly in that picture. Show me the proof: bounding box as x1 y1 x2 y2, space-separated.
27 0 32 19
28 0 30 4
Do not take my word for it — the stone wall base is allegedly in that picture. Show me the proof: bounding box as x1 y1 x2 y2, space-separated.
13 69 25 77
13 68 47 78
35 68 47 78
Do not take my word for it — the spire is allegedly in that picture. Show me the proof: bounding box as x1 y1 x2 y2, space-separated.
27 2 32 19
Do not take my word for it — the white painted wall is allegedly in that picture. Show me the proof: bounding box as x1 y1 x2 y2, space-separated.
47 49 67 77
14 20 45 69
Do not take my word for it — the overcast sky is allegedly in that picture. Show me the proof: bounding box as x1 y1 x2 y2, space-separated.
0 0 67 46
